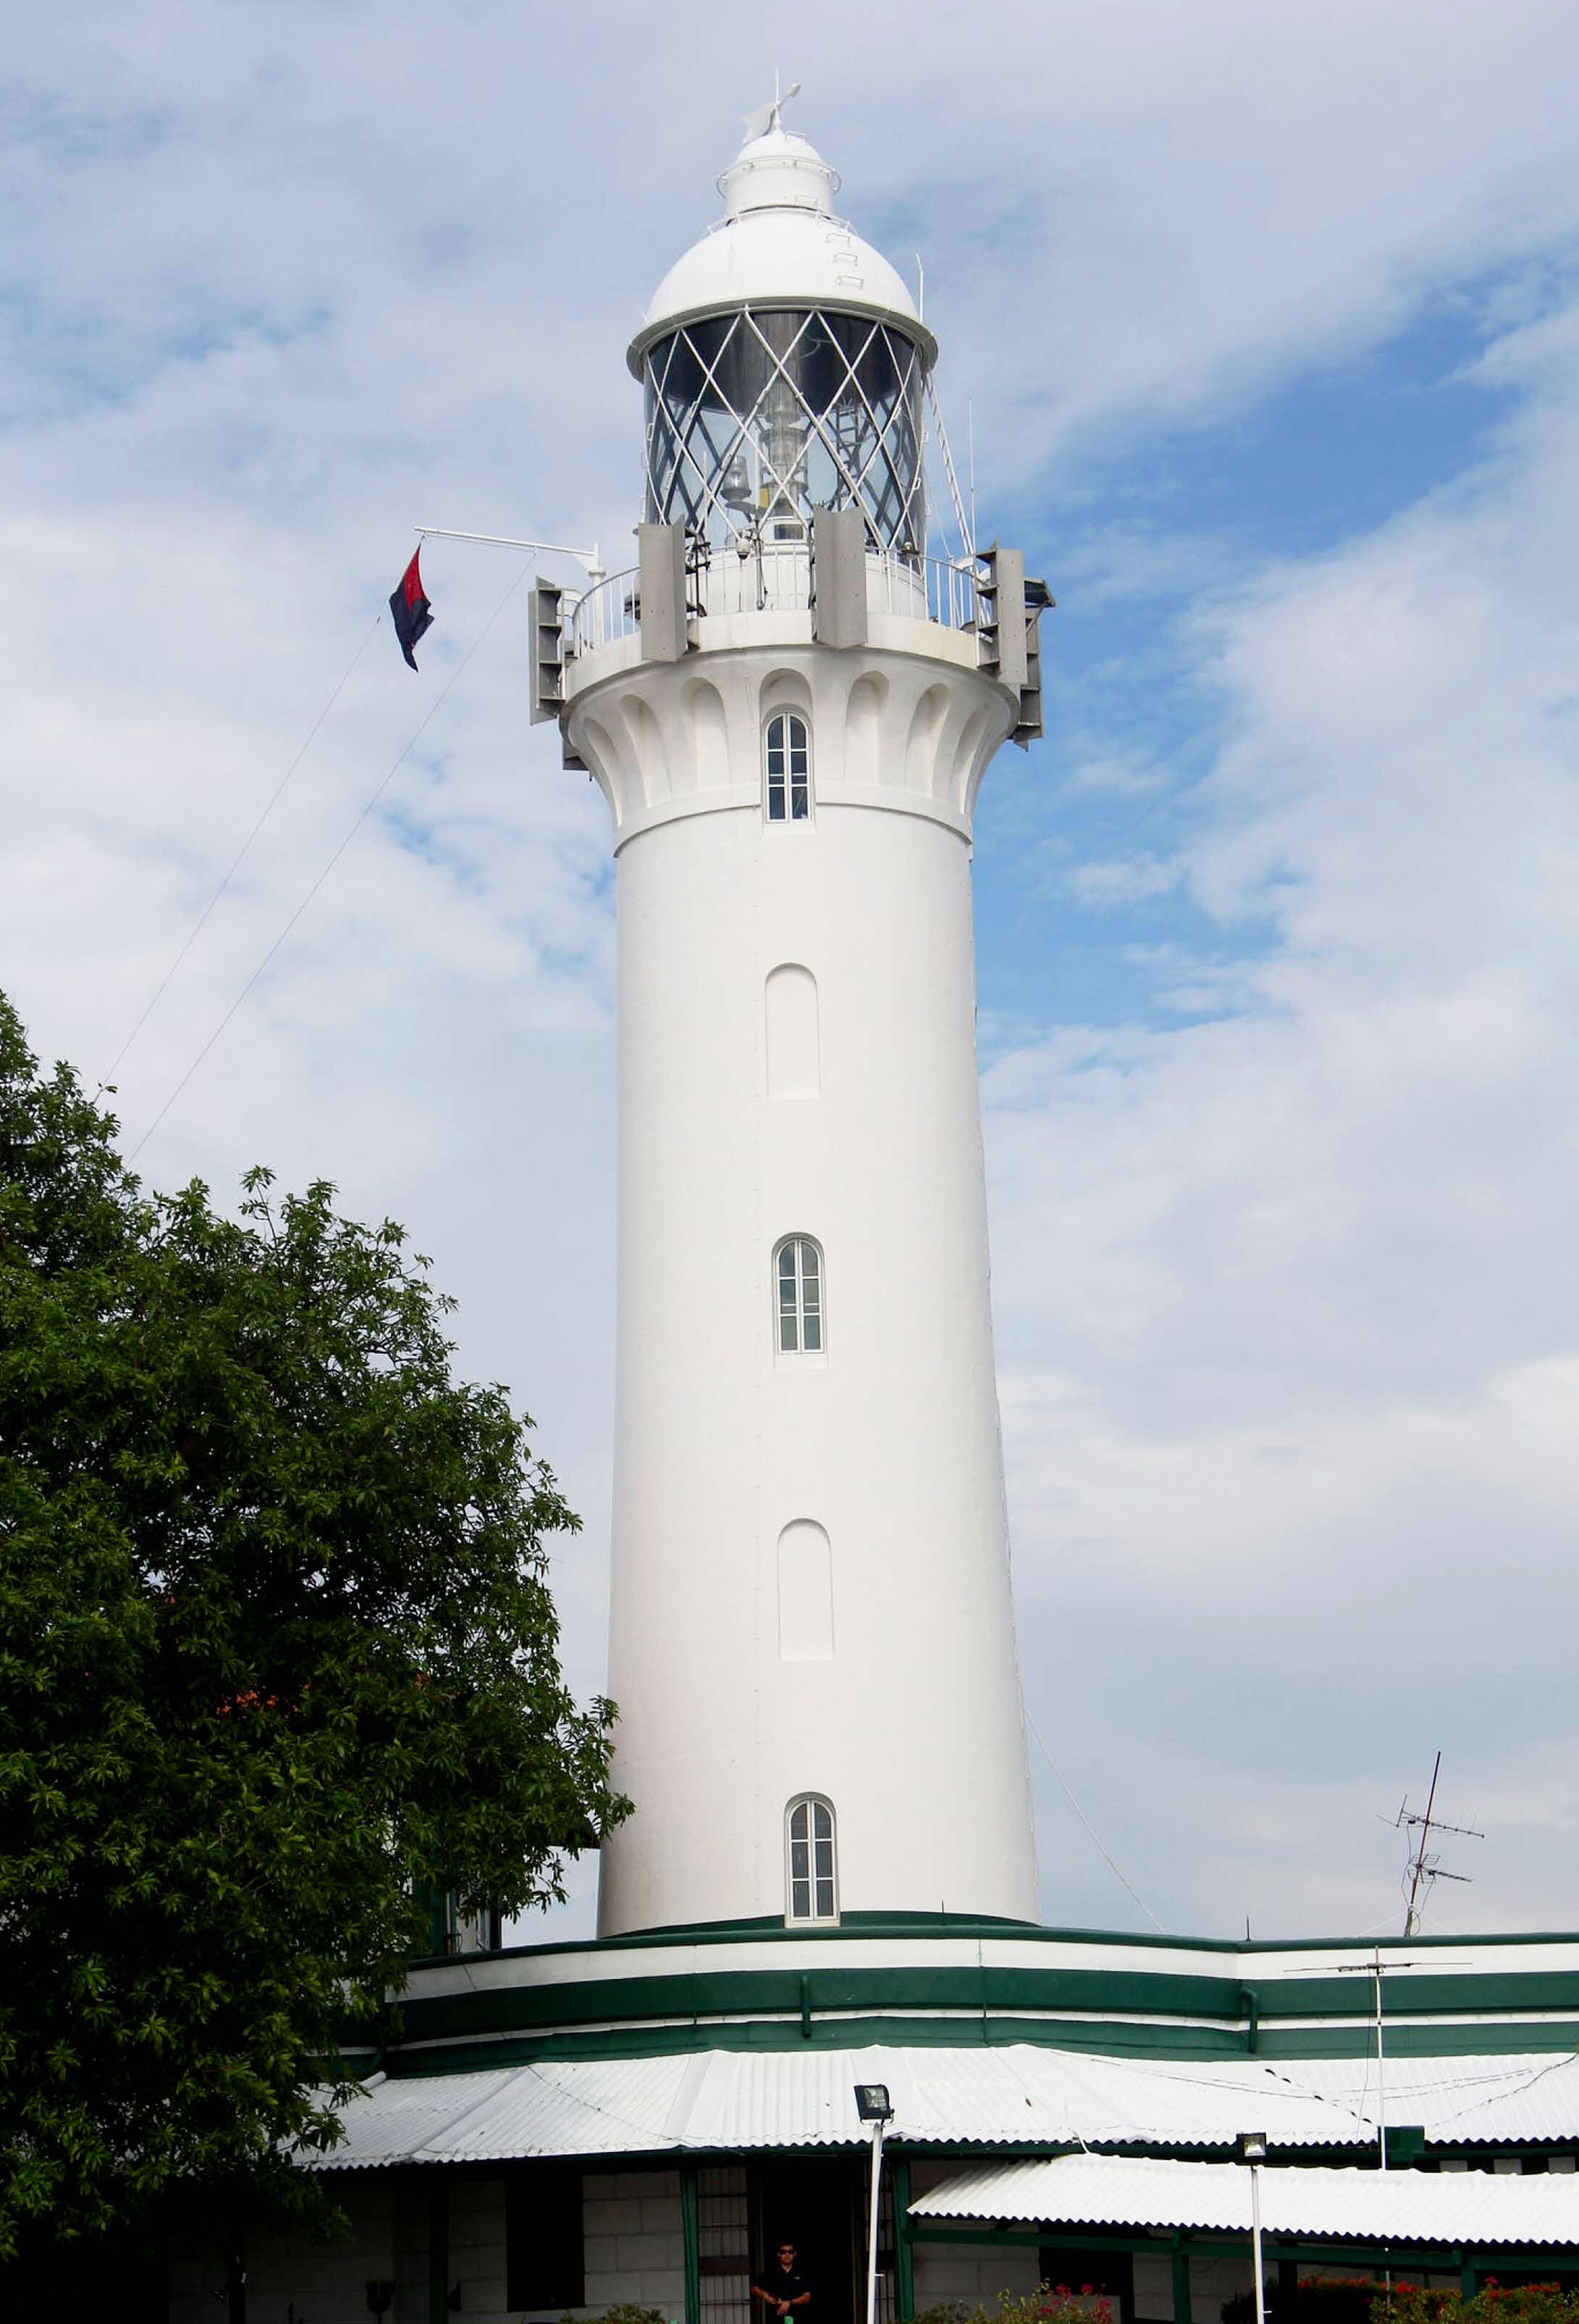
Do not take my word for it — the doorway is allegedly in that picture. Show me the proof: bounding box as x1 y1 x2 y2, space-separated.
752 2154 866 2324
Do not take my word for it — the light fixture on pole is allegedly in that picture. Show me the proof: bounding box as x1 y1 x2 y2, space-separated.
1235 2131 1268 2324
854 2085 895 2324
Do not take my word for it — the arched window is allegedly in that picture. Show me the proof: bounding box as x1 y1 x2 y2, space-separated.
765 711 810 822
785 1795 837 1923
775 1236 823 1354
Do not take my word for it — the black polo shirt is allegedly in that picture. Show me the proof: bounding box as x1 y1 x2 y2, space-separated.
755 2269 811 2310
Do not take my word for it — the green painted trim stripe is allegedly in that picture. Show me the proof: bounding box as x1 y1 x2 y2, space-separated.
419 1918 1579 1969
396 1964 1257 2044
911 2228 1557 2269
380 2007 1579 2077
393 1960 1579 2052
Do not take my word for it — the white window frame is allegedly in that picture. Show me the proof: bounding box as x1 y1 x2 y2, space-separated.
784 1794 838 1925
774 1235 824 1356
764 709 811 823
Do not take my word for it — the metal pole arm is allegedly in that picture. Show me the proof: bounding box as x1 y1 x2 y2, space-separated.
414 526 603 580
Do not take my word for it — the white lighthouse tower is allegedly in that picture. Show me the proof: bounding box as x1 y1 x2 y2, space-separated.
535 110 1047 1938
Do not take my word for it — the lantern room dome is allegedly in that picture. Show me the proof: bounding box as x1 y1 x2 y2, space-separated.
627 127 937 377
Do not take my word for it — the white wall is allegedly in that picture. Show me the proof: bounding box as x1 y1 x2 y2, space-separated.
570 634 1039 1936
583 2166 687 2315
168 2175 398 2324
167 2166 687 2324
911 2241 1044 2310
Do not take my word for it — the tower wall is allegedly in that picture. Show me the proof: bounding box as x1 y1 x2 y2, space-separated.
570 638 1039 1934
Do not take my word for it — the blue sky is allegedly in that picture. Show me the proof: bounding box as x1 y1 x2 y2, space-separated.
974 291 1530 1040
6 0 1579 1944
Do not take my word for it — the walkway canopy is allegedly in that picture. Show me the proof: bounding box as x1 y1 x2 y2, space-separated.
911 2152 1579 2247
309 2045 1371 2170
308 2044 1579 2173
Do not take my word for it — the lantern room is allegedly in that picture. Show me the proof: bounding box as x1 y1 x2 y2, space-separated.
628 125 937 555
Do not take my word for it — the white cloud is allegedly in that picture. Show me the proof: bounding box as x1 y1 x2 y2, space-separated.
989 282 1579 1934
1065 854 1181 906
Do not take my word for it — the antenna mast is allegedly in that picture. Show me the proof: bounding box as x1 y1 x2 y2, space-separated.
1391 1752 1484 1936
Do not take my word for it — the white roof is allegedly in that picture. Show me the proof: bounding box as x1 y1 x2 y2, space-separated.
912 2151 1579 2246
1270 2053 1579 2144
309 2044 1377 2172
312 2044 1579 2173
629 128 933 375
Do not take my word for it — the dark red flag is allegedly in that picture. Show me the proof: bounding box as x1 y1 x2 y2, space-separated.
389 548 433 669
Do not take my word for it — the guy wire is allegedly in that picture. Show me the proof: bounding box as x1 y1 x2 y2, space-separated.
103 610 385 1088
1024 1707 1168 1933
127 567 528 1163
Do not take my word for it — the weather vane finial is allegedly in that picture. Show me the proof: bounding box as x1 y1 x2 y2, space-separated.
743 72 802 143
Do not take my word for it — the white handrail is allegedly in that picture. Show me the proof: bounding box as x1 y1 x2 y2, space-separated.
567 547 981 656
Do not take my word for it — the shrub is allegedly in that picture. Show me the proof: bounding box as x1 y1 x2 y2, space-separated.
1223 2280 1381 2324
1379 2287 1579 2324
914 2285 1115 2324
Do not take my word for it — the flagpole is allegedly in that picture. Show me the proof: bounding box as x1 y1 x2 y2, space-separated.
415 526 603 582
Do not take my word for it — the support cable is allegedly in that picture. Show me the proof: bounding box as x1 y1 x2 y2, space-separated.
101 612 385 1090
1024 1708 1168 1934
127 568 528 1163
925 375 976 564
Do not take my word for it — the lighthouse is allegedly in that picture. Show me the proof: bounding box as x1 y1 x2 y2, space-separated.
535 109 1047 1938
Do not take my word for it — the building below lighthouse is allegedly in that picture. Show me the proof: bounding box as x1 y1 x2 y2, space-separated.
166 107 1579 2324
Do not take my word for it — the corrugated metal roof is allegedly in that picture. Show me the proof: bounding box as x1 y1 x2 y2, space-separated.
317 2055 699 2168
311 2044 1369 2171
310 2044 1579 2175
911 2152 1579 2246
1269 2054 1579 2144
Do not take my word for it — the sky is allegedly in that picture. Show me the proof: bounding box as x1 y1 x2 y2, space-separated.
6 0 1579 1945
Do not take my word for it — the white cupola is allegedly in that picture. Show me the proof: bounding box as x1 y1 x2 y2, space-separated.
718 125 840 219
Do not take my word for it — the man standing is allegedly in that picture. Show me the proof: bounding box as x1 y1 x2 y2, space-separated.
753 2242 812 2321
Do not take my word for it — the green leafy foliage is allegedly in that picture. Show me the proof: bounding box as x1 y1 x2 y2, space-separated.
1223 2278 1579 2324
913 2286 1115 2324
0 993 628 2257
1378 2286 1579 2324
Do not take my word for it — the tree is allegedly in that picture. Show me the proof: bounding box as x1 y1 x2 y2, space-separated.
0 992 627 2265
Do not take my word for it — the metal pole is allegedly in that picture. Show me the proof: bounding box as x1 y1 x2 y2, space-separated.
1375 1960 1387 2172
1378 1961 1393 2294
1250 2162 1265 2324
1170 2235 1193 2324
866 2119 887 2324
414 525 603 580
680 2161 702 2324
892 2157 915 2324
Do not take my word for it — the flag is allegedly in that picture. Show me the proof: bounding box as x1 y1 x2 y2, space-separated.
389 548 433 669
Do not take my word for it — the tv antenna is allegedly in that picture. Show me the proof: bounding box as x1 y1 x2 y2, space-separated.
1385 1751 1483 1936
1281 1949 1467 2170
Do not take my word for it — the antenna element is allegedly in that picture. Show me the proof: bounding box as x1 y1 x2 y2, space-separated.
1389 1752 1484 1936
